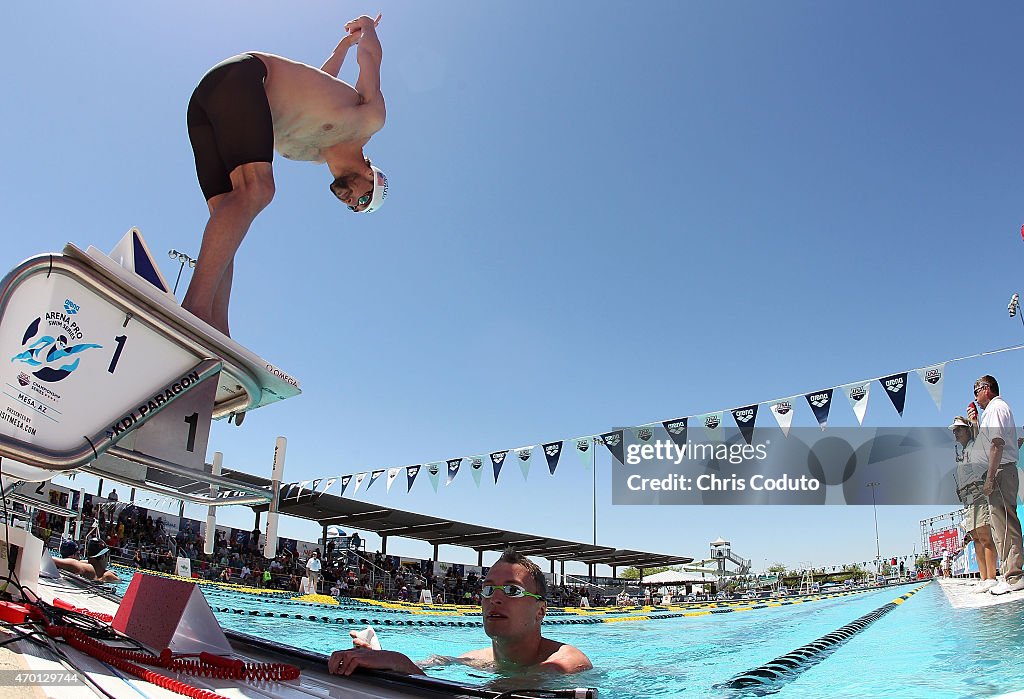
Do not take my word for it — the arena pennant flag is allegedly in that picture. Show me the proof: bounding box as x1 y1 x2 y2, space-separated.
366 470 385 490
662 418 688 448
600 430 625 465
632 424 657 445
490 451 508 483
915 363 945 411
385 468 400 492
731 405 758 446
445 458 462 486
574 438 594 468
842 382 871 425
351 472 367 495
469 456 484 487
319 478 337 495
309 479 322 497
542 441 563 475
406 465 421 492
805 389 833 430
426 462 442 492
292 480 310 501
768 399 796 437
879 372 908 417
339 475 353 497
280 482 299 501
699 412 724 442
516 447 533 480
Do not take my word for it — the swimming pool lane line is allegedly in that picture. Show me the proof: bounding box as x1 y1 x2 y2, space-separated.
209 586 916 630
720 583 929 693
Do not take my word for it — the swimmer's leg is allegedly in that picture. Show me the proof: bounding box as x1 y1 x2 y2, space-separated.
183 162 274 335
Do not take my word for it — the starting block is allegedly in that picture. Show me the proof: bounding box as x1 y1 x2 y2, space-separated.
0 228 301 485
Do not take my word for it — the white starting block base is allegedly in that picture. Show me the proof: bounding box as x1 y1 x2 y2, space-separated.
0 228 301 481
936 577 1024 609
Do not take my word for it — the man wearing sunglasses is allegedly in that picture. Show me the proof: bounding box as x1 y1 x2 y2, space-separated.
183 13 389 336
969 375 1024 595
328 548 592 677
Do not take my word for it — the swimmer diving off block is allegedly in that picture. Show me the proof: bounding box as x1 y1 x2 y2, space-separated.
182 13 389 336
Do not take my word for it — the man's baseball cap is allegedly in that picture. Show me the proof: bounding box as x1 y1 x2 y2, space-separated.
85 538 109 559
354 164 388 214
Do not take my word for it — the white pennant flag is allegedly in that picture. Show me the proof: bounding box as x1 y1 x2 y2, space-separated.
699 412 724 442
292 480 310 501
516 447 533 480
320 478 337 495
915 363 945 412
386 468 401 492
351 472 367 495
632 424 658 444
842 382 871 425
769 398 797 437
574 438 594 468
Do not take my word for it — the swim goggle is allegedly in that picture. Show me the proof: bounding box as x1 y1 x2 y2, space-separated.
480 584 543 600
348 193 372 212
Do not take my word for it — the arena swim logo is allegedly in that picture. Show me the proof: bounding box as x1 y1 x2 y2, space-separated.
809 393 830 408
11 306 102 383
603 432 622 447
850 386 867 402
665 420 687 435
885 377 904 393
733 409 754 423
545 443 561 457
491 451 508 465
925 369 941 385
407 466 420 478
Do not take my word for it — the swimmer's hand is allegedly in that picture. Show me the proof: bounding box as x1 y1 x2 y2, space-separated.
328 648 424 676
344 13 382 43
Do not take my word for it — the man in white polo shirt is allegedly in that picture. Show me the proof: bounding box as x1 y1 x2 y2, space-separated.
306 550 323 593
970 375 1024 594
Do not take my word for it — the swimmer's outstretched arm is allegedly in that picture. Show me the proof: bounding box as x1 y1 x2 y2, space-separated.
348 14 384 106
321 30 356 77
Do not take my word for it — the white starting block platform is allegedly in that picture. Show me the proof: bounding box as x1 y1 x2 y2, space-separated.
0 228 300 494
936 577 1024 609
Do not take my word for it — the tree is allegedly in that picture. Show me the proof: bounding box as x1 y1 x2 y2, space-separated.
767 563 787 575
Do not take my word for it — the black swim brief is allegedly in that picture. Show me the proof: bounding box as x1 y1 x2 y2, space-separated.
186 54 273 200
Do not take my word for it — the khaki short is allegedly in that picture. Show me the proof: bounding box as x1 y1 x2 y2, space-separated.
966 498 991 533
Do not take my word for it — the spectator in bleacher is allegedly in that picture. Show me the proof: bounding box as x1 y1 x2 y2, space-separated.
107 489 119 502
350 532 361 550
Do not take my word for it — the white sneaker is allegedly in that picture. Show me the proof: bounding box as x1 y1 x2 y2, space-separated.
975 579 998 593
989 578 1024 595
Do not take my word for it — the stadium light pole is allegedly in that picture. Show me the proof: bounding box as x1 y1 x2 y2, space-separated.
867 481 881 571
168 249 198 295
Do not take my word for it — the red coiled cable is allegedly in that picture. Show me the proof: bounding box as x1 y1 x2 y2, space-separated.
51 598 114 623
44 621 300 699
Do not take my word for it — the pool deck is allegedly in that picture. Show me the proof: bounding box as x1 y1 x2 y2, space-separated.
936 577 1024 609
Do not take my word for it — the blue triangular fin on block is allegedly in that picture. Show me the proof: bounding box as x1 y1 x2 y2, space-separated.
109 227 171 294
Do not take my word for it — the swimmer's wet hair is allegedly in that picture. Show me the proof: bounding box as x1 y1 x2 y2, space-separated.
498 546 547 598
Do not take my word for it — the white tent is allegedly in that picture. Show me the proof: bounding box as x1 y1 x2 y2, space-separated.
641 569 693 585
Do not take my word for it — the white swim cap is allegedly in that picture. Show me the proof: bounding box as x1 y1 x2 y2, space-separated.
356 164 388 214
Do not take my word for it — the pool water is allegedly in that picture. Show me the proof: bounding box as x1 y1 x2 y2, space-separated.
113 576 1024 698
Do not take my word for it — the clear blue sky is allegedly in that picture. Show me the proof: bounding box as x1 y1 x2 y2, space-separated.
5 1 1024 574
